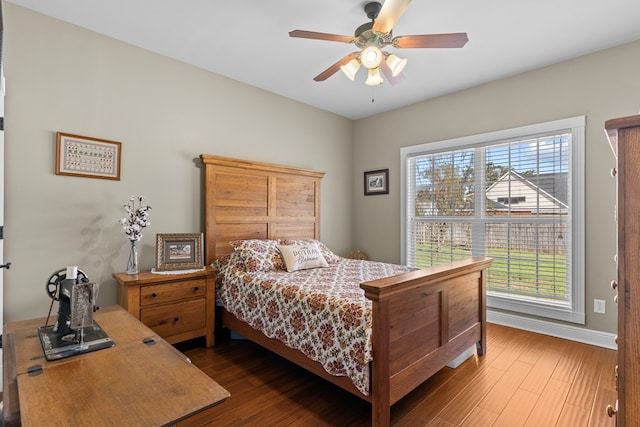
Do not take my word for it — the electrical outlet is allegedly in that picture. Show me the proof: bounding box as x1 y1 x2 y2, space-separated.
594 299 606 314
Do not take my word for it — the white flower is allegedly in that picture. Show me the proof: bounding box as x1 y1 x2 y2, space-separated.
120 196 151 241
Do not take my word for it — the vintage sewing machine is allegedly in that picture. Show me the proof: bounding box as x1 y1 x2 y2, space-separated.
38 266 114 360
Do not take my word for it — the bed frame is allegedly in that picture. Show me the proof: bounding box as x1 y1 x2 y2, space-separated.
200 154 492 427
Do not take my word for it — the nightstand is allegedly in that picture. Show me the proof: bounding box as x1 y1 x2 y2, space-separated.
113 267 217 347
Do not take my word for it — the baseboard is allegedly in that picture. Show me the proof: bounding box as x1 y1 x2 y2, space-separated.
487 310 617 350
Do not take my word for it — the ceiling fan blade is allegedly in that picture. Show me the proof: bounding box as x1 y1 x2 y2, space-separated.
392 33 469 49
372 0 412 34
289 30 355 43
313 52 360 81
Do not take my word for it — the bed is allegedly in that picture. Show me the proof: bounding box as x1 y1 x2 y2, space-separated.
200 154 492 427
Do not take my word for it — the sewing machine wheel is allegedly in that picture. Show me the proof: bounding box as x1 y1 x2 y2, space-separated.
46 268 89 300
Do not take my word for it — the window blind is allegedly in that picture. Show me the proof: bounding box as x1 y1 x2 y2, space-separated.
402 117 584 323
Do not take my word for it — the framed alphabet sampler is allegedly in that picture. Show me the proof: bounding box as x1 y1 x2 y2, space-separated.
55 132 121 180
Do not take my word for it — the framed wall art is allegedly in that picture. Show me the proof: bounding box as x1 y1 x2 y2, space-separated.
364 169 389 195
55 132 121 180
156 233 204 271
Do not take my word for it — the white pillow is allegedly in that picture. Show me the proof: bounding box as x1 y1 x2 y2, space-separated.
277 242 329 272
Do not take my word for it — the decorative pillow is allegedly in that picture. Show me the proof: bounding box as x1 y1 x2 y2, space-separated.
210 251 245 271
277 242 329 272
229 239 285 272
277 239 342 264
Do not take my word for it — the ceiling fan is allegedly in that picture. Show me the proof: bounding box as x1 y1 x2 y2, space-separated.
289 0 468 86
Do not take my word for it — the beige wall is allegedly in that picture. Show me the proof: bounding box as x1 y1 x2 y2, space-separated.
353 40 640 334
4 4 635 335
3 4 353 321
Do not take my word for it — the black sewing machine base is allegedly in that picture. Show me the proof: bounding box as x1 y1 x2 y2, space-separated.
38 321 115 361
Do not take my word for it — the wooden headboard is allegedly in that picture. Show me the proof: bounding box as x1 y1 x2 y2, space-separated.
200 155 325 265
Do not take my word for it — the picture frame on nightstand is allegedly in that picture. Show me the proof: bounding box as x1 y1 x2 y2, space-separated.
155 233 203 271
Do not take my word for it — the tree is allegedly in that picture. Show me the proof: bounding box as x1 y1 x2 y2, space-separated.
414 152 474 253
485 162 509 189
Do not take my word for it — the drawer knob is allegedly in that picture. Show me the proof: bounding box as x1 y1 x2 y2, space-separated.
174 317 180 323
607 403 618 417
610 280 618 290
151 292 157 298
194 286 200 291
610 167 617 177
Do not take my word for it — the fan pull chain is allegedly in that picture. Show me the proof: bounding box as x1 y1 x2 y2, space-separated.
371 87 375 103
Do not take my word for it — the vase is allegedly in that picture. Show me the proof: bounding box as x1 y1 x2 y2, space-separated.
126 241 139 275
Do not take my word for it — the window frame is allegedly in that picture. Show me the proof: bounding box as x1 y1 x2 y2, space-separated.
401 116 585 324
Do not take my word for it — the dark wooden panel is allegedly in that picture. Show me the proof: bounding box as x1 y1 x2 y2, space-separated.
448 273 482 340
389 321 441 374
606 115 640 426
388 288 442 374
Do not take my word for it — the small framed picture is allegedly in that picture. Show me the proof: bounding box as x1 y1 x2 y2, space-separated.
55 132 121 180
156 233 204 271
364 169 389 195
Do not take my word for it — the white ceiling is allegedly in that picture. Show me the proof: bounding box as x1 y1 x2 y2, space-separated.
7 0 640 120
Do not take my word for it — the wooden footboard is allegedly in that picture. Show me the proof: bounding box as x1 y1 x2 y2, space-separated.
361 256 492 426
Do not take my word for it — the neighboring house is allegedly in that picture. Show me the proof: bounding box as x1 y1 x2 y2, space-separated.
485 170 568 215
418 169 568 217
414 170 568 251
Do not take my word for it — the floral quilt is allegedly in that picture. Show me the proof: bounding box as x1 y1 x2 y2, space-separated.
215 257 413 395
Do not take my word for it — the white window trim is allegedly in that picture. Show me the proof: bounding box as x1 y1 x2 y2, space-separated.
401 116 585 324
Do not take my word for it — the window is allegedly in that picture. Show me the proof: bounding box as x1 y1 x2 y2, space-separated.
401 117 585 323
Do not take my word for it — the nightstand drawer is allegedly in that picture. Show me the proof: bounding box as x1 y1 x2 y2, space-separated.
114 268 216 347
140 279 206 307
140 298 206 338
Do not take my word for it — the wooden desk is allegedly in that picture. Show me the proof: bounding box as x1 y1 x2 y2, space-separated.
2 305 230 426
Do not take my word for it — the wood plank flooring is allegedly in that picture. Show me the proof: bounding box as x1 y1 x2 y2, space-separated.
180 323 617 426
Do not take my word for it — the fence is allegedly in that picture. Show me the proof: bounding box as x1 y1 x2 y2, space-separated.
414 221 567 254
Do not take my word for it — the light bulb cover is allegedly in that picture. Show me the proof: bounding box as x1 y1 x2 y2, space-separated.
340 58 361 81
386 54 407 77
365 67 384 86
361 45 383 69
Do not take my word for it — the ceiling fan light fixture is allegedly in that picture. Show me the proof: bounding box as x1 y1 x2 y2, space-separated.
340 58 361 81
361 45 383 69
365 67 384 86
386 54 407 77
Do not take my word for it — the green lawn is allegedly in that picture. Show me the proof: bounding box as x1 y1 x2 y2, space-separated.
415 245 568 302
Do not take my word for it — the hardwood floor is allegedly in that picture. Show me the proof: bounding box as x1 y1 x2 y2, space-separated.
180 323 617 426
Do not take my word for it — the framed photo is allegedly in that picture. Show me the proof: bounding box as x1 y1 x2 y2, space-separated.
364 169 389 195
156 233 204 271
55 132 121 180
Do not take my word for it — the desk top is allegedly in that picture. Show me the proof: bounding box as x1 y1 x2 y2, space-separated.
5 305 230 426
